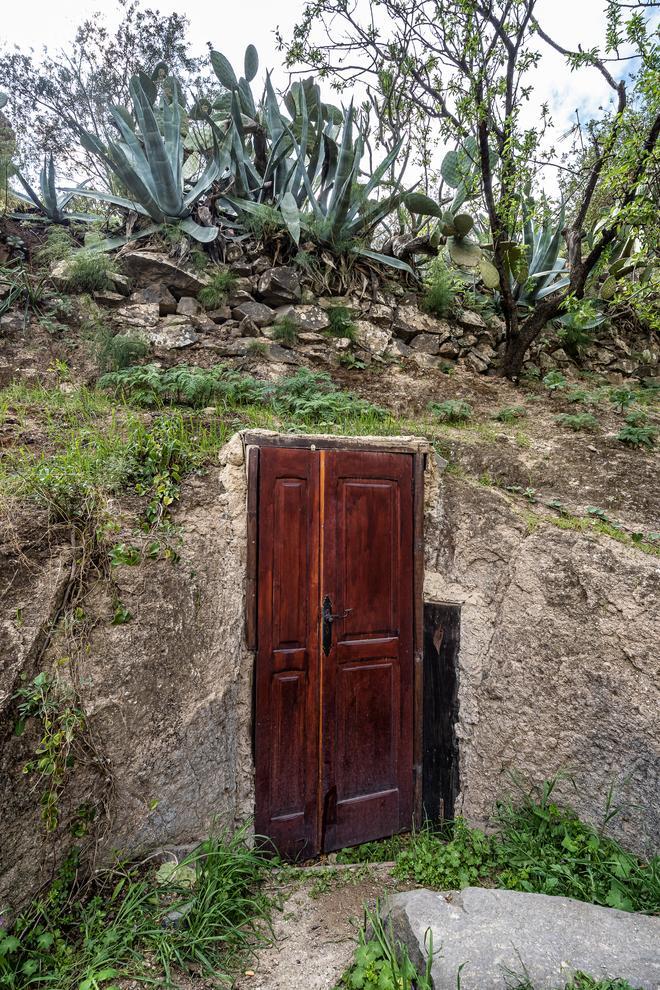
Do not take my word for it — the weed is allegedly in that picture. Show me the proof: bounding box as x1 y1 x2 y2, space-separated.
393 781 660 914
96 324 150 372
0 263 50 319
565 388 600 406
336 834 411 864
109 543 141 567
198 268 238 309
339 351 366 370
493 405 527 423
272 315 299 347
608 387 636 413
326 305 357 341
542 370 568 391
429 399 473 424
247 340 268 358
60 251 119 294
0 826 273 989
335 906 432 990
189 248 209 272
616 416 657 448
36 227 75 267
12 667 86 832
555 413 599 432
421 256 456 319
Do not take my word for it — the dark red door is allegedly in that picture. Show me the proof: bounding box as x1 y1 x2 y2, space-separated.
255 446 414 858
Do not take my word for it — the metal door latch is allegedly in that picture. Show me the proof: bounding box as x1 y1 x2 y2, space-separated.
322 595 352 655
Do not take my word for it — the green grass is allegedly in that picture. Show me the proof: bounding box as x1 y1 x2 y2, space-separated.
272 315 299 347
0 827 274 990
420 257 456 319
392 782 659 914
429 399 473 424
326 305 358 341
198 268 238 309
60 250 119 294
334 906 432 990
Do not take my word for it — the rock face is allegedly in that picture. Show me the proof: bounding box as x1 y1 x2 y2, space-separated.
1 433 658 914
120 251 208 296
385 887 660 990
424 474 660 856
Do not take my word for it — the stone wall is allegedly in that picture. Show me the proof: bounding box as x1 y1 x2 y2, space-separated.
1 430 658 914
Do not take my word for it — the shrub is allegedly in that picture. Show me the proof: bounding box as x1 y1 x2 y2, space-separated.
616 421 657 448
272 316 299 347
36 227 75 267
326 305 357 341
421 257 456 318
198 268 238 309
62 250 119 293
555 413 599 432
392 782 659 914
429 399 473 423
335 907 432 990
493 405 527 423
542 370 568 391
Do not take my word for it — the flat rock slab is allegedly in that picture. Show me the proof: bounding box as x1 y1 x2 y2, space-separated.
385 887 660 990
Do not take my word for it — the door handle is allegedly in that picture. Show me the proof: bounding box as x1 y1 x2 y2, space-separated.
322 596 352 656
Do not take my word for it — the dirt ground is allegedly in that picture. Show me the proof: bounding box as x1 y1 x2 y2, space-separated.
233 864 404 990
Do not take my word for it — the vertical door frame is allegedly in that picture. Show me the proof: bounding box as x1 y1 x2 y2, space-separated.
244 434 426 827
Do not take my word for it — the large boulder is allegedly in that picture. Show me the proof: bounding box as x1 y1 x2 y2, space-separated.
274 305 330 333
148 316 199 349
354 320 391 355
129 284 178 315
393 306 453 343
231 301 275 327
120 252 208 296
385 887 660 990
256 267 302 306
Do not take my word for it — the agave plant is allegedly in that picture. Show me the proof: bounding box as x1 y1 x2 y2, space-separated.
510 203 570 308
9 155 97 224
68 74 224 246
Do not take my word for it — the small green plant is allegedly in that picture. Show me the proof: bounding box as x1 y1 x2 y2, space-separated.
109 543 141 566
272 316 299 347
111 602 133 625
247 340 268 358
0 825 273 989
335 906 432 990
61 250 119 294
339 351 366 370
36 226 76 267
492 405 527 423
198 268 238 309
96 324 150 372
542 370 568 391
565 388 600 406
609 387 636 413
429 399 473 423
326 305 357 341
421 256 456 318
336 833 410 864
555 413 599 432
616 421 657 448
12 667 86 831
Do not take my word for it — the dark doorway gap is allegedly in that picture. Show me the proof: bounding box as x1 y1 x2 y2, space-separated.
422 603 460 823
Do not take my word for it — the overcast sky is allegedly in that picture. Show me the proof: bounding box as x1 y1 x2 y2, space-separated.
3 0 656 176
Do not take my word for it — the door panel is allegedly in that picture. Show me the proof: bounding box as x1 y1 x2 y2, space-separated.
255 446 414 857
255 447 320 859
321 451 414 851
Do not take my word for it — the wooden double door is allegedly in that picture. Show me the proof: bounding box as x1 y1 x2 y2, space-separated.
254 445 415 859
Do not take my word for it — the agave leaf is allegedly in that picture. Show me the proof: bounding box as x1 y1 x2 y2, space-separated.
346 140 403 223
264 73 285 145
129 75 182 217
280 191 301 245
179 216 218 242
330 133 363 237
108 105 156 196
536 276 570 299
210 50 238 90
0 93 8 110
14 169 44 211
65 186 151 217
161 77 183 194
89 222 164 252
354 247 415 276
42 155 60 218
137 70 158 106
244 45 259 83
329 103 355 215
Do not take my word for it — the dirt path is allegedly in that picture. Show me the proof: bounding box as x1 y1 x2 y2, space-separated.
233 864 405 990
